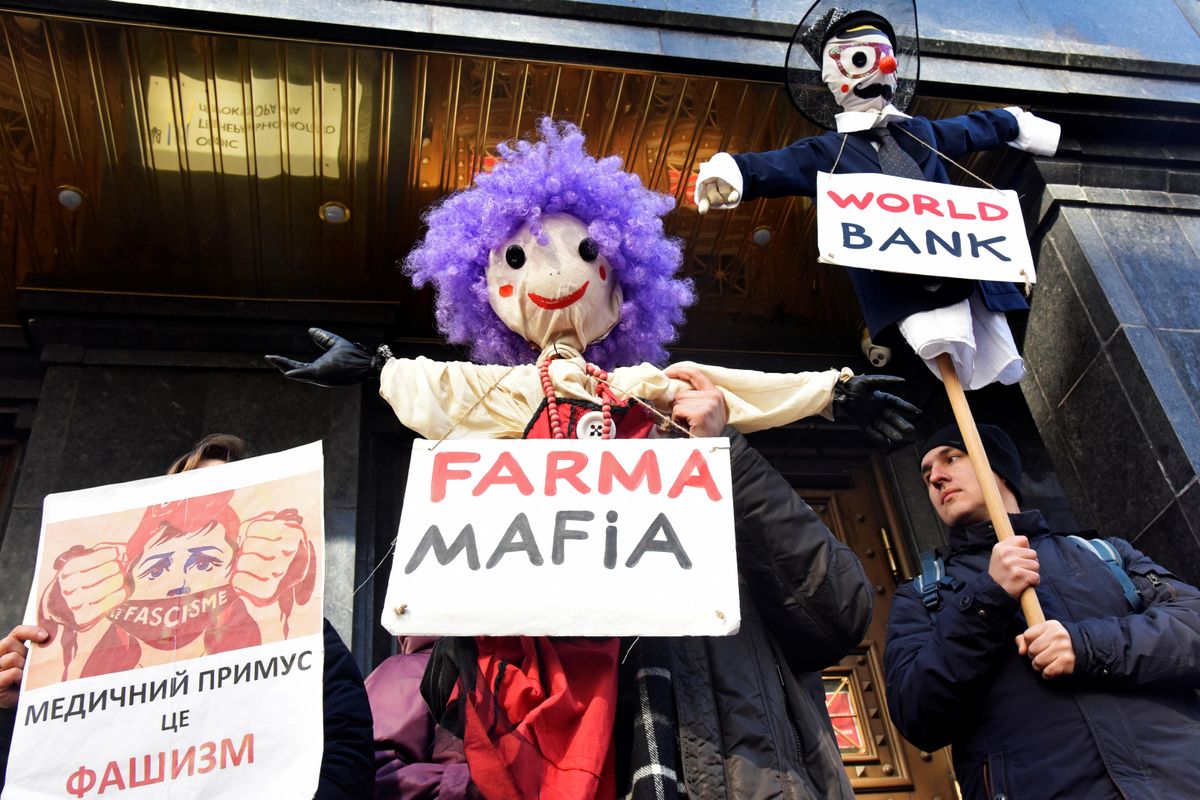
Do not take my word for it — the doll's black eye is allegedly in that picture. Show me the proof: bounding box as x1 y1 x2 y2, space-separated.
505 245 526 268
852 51 868 68
578 238 599 262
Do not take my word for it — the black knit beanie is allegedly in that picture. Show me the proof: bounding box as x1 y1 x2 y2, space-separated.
921 423 1023 504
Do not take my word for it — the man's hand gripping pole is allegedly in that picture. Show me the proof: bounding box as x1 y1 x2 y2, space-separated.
937 353 1045 626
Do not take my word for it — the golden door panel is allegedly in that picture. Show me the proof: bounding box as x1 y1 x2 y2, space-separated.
801 461 958 800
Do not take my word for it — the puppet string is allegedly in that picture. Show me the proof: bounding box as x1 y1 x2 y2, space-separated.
429 364 522 449
352 536 397 597
830 133 849 174
599 375 695 438
892 125 1003 193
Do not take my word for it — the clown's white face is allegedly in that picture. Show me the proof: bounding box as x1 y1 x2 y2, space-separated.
486 213 622 353
821 30 898 114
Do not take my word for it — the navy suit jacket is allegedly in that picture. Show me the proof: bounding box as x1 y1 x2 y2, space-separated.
731 109 1029 339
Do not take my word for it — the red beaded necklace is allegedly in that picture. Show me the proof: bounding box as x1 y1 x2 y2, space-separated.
538 354 615 439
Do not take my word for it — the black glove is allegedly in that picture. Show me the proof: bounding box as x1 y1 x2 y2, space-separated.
266 328 391 387
833 374 921 446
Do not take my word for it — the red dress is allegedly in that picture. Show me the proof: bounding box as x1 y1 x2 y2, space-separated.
462 393 655 799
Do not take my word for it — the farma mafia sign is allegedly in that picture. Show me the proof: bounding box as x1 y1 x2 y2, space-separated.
381 438 739 637
816 171 1037 284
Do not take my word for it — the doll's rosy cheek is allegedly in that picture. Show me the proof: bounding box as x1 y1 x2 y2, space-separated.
499 284 514 298
599 265 607 281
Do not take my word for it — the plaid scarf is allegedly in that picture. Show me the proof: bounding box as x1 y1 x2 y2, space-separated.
616 638 685 800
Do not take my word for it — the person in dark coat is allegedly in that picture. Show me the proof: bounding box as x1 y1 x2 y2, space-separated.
884 423 1200 800
657 414 872 798
641 367 873 799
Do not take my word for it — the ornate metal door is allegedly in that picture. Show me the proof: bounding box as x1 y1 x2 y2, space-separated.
798 459 959 800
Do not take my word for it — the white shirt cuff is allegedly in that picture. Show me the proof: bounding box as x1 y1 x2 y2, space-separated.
1004 106 1060 157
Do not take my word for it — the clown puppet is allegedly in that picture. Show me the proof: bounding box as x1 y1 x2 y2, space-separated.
695 1 1059 390
692 1 1060 621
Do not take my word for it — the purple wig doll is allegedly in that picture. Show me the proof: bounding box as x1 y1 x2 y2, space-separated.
269 117 919 800
357 118 859 442
404 117 694 371
269 116 918 443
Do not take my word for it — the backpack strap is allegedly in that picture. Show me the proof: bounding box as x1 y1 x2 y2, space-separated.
1066 535 1144 612
914 550 965 621
915 550 944 614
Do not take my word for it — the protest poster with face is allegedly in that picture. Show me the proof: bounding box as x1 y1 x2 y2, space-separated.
4 443 324 800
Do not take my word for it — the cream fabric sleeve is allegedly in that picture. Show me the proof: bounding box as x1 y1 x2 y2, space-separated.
378 357 543 439
381 355 853 439
609 362 853 433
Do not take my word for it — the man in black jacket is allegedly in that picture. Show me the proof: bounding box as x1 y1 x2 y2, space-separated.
885 423 1200 799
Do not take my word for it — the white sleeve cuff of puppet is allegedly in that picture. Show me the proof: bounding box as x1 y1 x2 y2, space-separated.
1004 107 1060 157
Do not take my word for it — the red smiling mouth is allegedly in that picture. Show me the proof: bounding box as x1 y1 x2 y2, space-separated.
528 281 589 310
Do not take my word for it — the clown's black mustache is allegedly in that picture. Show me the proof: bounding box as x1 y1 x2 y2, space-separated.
853 83 894 100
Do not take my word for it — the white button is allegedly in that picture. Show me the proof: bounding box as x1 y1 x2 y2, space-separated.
575 410 614 440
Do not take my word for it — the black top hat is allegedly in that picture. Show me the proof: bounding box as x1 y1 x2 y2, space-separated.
802 9 897 63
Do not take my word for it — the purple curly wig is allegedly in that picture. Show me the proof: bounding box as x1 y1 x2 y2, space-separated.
403 118 695 369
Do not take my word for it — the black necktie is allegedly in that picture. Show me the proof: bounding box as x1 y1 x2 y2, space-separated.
872 125 924 180
870 125 942 290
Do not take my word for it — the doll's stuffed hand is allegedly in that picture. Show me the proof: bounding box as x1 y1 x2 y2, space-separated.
694 152 744 214
833 374 920 445
266 328 390 387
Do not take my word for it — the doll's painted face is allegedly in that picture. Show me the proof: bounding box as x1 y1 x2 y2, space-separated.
822 28 897 114
487 213 623 353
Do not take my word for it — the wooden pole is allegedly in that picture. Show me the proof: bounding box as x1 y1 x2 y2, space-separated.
936 353 1045 626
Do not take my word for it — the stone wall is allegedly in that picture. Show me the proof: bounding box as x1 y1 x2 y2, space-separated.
1023 156 1200 582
